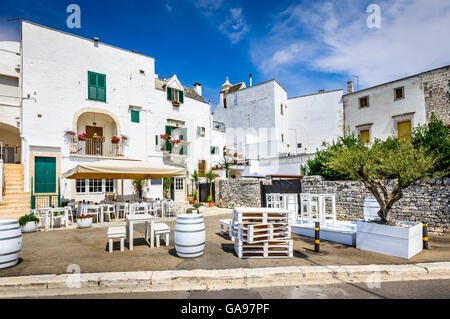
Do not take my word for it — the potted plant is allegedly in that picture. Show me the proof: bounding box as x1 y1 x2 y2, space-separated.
193 203 203 213
205 169 217 207
64 130 76 139
172 100 180 107
192 191 199 204
19 214 40 233
326 132 443 259
77 133 87 141
77 215 94 229
111 136 121 144
207 195 214 208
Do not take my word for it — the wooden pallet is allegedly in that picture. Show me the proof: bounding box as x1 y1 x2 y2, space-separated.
234 240 293 259
231 224 291 243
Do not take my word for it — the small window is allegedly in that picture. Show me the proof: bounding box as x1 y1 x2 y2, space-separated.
151 178 162 185
394 87 404 100
281 103 284 115
88 71 106 102
360 130 370 144
359 96 369 108
281 134 284 143
175 178 184 191
197 126 205 137
76 179 86 193
210 146 219 154
105 179 114 193
131 110 140 123
167 87 184 104
89 179 102 193
223 97 227 109
297 143 302 149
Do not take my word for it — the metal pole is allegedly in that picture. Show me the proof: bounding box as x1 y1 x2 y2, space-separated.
423 222 429 249
315 222 320 253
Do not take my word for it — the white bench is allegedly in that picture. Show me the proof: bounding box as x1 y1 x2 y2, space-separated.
154 223 170 247
219 219 232 236
108 226 125 253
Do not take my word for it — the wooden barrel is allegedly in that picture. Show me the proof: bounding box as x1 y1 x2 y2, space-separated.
363 197 381 221
0 220 22 269
174 214 205 258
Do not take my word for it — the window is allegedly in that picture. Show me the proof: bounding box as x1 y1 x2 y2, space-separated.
394 87 404 100
210 146 219 154
105 179 114 193
88 71 106 102
89 179 102 193
197 126 205 137
131 110 140 123
397 120 412 143
198 160 207 177
281 134 284 143
359 96 369 108
175 178 184 191
281 103 284 115
151 178 162 185
167 87 184 104
297 143 302 149
76 179 86 193
360 130 370 144
223 97 227 109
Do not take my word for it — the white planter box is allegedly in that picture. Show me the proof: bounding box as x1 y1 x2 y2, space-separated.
356 221 423 259
77 218 93 229
21 221 38 233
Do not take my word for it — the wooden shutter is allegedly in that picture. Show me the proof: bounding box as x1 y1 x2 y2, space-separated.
155 135 158 146
398 121 412 142
131 110 140 123
165 125 172 152
179 91 184 104
97 73 106 101
180 127 188 155
167 87 172 101
360 130 370 144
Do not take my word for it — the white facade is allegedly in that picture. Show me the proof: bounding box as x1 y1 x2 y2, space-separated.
343 76 427 142
13 21 214 204
213 78 344 176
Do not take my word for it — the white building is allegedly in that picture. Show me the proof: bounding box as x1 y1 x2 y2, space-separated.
343 65 450 143
212 77 344 176
0 21 216 214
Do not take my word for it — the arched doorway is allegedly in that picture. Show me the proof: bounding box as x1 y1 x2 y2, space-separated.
0 122 21 163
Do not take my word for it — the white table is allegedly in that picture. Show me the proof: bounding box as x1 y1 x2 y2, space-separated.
126 214 155 251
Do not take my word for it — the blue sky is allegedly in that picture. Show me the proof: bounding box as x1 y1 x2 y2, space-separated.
1 0 449 109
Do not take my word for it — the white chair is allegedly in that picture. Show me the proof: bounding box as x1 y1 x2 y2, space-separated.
101 204 116 222
154 223 170 247
83 206 101 223
165 201 178 218
129 203 148 215
116 203 128 219
300 193 318 224
65 206 75 224
219 219 232 236
108 226 125 253
50 209 68 228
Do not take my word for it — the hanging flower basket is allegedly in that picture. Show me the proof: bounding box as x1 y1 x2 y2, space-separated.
172 100 180 106
121 135 128 141
160 133 171 140
94 136 104 142
78 133 88 141
169 139 181 145
111 136 121 144
65 130 76 137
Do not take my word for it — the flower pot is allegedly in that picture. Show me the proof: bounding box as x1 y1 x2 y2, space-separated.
356 221 423 259
193 199 199 204
208 202 214 208
21 221 38 233
77 218 93 229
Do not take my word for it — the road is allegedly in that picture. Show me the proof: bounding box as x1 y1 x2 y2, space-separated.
39 279 450 299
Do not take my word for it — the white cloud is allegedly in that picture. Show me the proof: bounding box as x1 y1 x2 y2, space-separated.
251 0 450 89
218 8 249 44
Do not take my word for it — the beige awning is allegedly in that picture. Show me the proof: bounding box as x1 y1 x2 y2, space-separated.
62 159 186 180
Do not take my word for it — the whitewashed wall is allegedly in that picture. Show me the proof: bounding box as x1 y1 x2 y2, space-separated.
343 77 426 141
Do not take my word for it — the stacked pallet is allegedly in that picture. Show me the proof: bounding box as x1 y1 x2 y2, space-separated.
231 208 293 259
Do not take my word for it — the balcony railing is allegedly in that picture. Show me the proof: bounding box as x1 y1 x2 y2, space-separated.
71 138 123 157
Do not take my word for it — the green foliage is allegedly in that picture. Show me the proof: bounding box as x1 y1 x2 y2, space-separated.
192 191 198 200
325 137 440 223
193 202 203 214
205 169 217 198
300 129 360 180
132 179 146 199
19 214 40 227
207 195 213 203
412 114 450 176
163 177 173 199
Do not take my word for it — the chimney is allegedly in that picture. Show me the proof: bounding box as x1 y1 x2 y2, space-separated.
193 82 202 96
347 81 354 94
249 73 253 87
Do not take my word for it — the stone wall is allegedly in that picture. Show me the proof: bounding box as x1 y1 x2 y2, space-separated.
302 176 449 235
215 179 267 208
422 66 450 126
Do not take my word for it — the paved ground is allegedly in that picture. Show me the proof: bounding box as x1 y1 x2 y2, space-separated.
37 279 450 299
1 208 449 277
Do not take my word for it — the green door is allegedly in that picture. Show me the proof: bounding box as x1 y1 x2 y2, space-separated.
35 157 56 194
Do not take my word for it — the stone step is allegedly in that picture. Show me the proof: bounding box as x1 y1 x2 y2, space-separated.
1 192 31 199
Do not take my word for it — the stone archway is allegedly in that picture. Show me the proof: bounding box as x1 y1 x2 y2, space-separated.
72 108 121 136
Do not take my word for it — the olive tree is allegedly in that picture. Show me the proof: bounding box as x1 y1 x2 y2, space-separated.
325 137 439 224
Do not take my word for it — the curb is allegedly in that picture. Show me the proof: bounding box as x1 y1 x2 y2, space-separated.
1 262 450 298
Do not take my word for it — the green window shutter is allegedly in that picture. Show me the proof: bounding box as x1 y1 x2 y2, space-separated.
167 87 172 101
88 72 96 100
180 128 188 155
210 146 215 154
131 110 140 123
165 125 172 153
97 73 106 102
35 157 56 194
179 91 184 104
88 71 106 101
155 135 158 146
